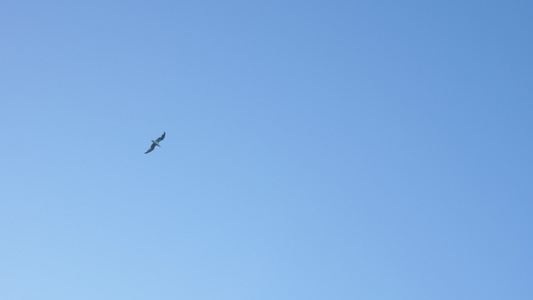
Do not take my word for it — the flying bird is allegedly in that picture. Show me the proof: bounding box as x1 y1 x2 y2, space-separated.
145 132 166 154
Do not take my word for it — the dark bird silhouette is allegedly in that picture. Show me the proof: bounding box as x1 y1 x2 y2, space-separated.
145 132 166 154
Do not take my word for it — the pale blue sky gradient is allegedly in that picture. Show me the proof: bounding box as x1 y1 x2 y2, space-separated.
1 1 532 299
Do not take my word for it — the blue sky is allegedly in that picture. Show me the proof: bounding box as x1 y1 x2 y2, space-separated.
1 1 532 299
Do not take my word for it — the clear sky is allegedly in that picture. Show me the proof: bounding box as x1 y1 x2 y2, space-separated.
1 1 532 299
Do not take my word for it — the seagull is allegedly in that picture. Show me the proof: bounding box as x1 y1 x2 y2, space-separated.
145 132 166 154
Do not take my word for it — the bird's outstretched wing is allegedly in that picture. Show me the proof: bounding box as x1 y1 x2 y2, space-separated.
156 132 166 143
145 143 156 154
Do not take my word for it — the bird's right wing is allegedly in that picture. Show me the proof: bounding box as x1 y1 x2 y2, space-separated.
145 143 156 154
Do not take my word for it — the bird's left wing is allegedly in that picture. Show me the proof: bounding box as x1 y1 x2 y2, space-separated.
156 132 166 142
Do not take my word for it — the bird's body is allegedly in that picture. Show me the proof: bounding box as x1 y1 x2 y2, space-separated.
145 132 166 154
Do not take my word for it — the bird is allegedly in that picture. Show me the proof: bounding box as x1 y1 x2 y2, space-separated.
145 132 166 154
